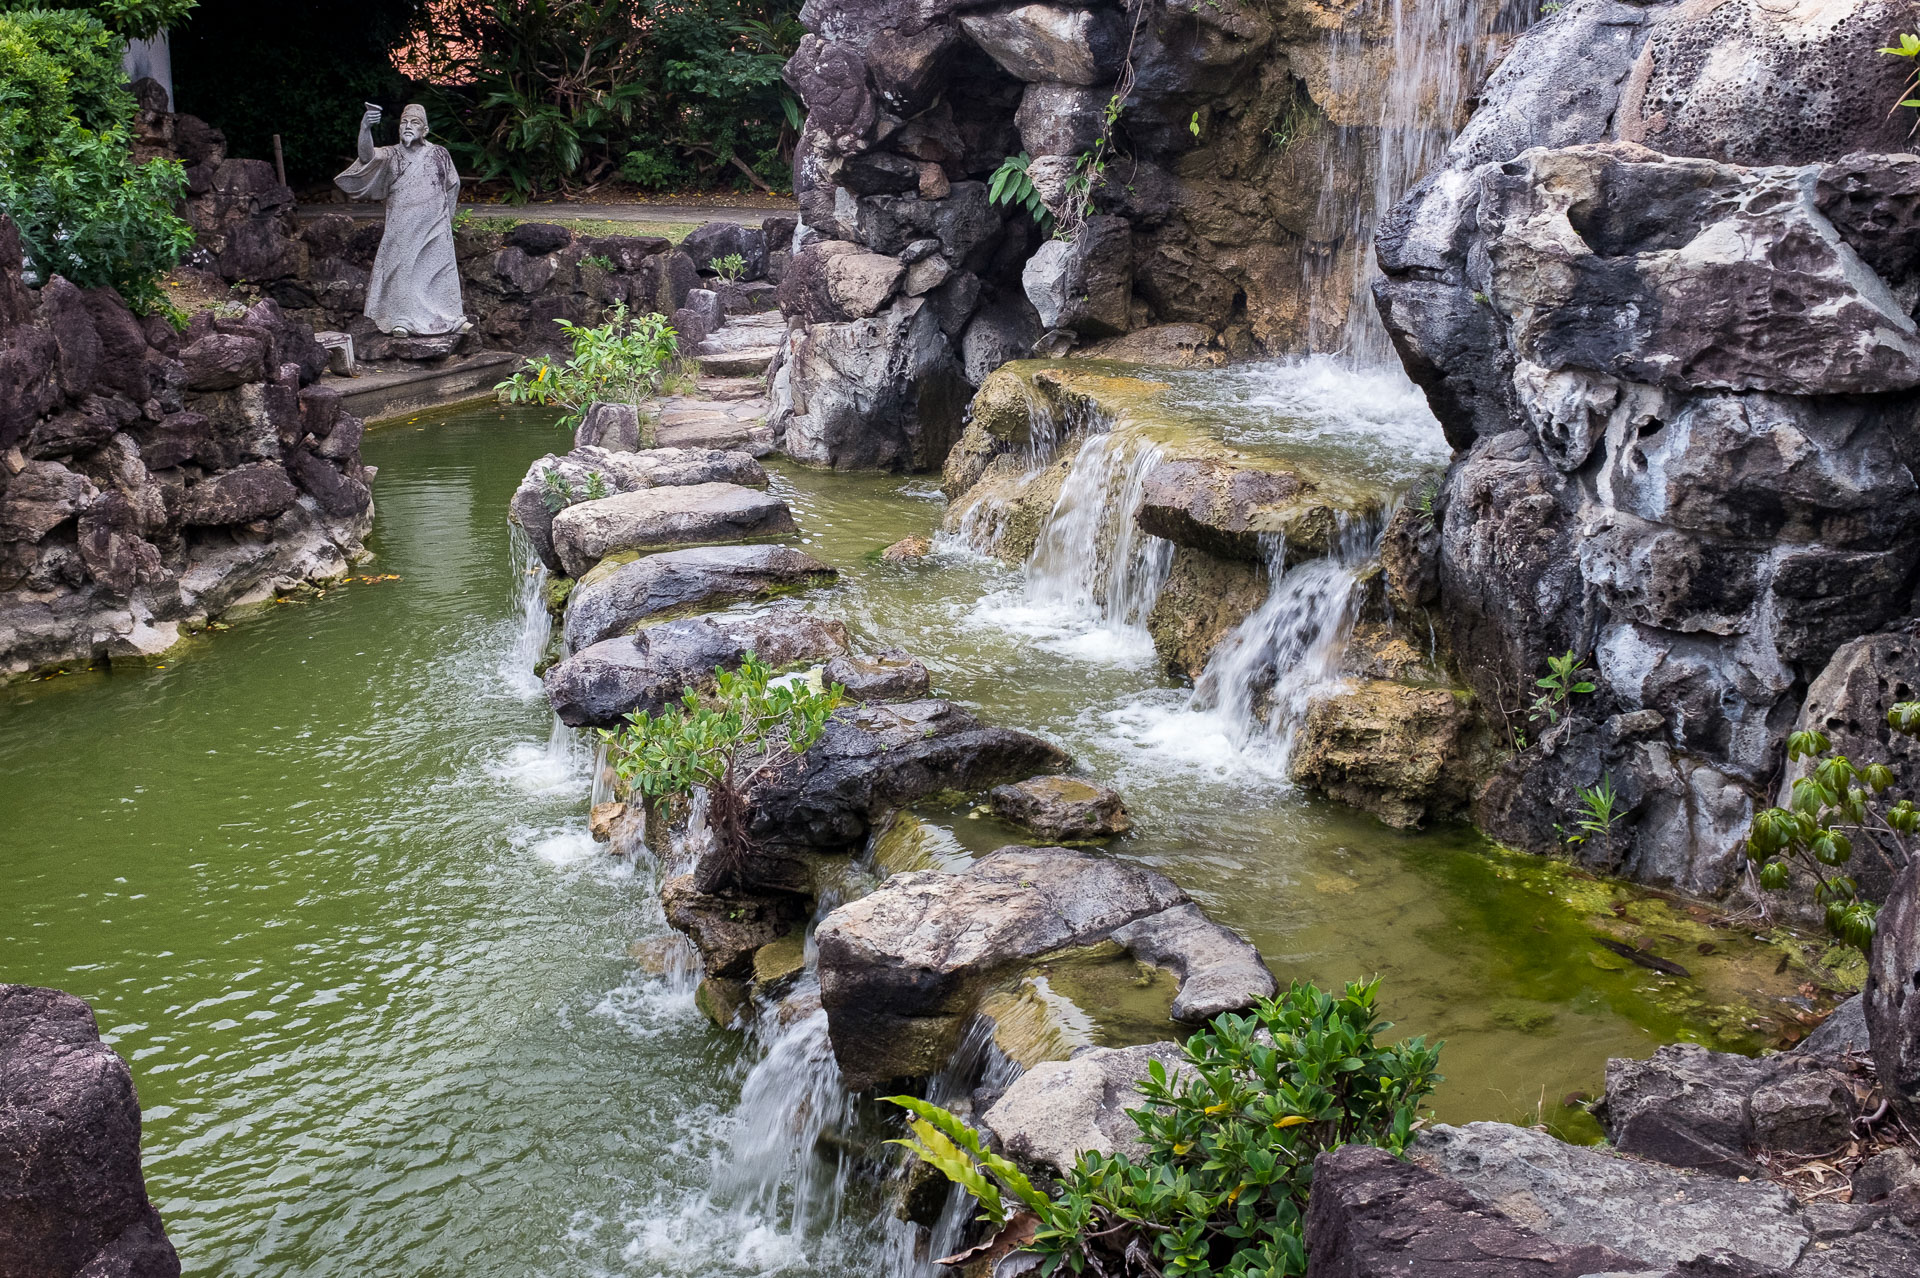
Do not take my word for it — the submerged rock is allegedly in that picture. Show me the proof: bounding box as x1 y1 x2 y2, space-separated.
560 544 836 653
544 609 851 728
981 1042 1191 1178
815 846 1273 1088
548 482 797 579
822 648 930 702
989 775 1133 842
0 984 180 1278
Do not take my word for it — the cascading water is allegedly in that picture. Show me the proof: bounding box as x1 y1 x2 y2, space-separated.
1306 0 1499 362
504 522 553 697
1190 516 1384 765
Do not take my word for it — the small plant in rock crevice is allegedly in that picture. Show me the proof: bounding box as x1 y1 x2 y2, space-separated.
709 251 747 282
888 978 1442 1277
496 302 679 430
600 655 844 894
1746 705 1920 950
538 465 611 512
989 151 1051 232
1528 649 1595 728
1881 32 1920 133
1558 776 1622 848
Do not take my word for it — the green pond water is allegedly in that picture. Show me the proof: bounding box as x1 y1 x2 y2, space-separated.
0 395 1828 1277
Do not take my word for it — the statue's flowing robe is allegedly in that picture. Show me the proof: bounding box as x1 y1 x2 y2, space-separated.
335 141 463 335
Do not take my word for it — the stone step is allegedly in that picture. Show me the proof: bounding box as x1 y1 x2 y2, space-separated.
694 347 779 377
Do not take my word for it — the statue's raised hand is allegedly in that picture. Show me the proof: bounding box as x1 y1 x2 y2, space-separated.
361 106 383 129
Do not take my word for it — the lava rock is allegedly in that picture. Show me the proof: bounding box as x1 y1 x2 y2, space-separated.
545 610 852 729
0 984 181 1278
505 222 572 256
547 482 797 579
989 775 1133 841
682 222 769 281
561 543 836 653
0 460 97 543
179 462 299 526
1869 857 1920 1121
178 332 265 391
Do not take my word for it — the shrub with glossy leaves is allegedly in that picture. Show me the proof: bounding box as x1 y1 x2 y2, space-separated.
1746 702 1920 950
496 303 680 431
889 978 1443 1277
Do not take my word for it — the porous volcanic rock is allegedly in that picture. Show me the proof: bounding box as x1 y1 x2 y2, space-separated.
0 984 180 1278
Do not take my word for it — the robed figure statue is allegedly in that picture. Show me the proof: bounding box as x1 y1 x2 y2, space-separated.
334 103 467 337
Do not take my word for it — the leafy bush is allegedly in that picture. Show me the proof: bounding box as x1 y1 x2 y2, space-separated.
0 0 195 40
0 8 191 310
408 0 802 200
1746 704 1920 949
602 654 844 892
890 978 1443 1277
496 303 680 430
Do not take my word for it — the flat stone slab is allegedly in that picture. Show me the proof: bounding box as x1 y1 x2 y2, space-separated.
693 313 785 375
653 395 775 455
561 543 835 653
510 444 768 573
545 609 851 728
815 845 1274 1089
325 351 516 424
548 481 796 578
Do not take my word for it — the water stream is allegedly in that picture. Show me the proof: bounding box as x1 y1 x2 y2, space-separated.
0 399 1820 1276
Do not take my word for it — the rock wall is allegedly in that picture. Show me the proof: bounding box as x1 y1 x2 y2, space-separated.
770 0 1502 470
1374 0 1920 895
0 214 372 681
0 984 180 1278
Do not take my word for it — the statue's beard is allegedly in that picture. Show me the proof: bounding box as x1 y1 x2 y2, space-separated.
401 126 423 145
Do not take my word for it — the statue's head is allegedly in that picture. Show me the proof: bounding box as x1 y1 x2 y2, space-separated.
399 104 429 146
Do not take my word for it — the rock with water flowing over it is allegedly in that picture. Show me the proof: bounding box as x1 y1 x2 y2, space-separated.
509 446 769 575
0 985 181 1278
981 1042 1192 1178
822 649 930 702
989 775 1132 842
547 483 797 579
1135 456 1346 562
544 610 852 729
560 544 836 653
814 845 1274 1089
740 701 1071 868
660 874 808 981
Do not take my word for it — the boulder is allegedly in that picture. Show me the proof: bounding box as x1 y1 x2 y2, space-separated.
179 463 298 526
1796 993 1871 1056
511 445 769 574
981 1042 1191 1177
1291 682 1490 829
1304 1143 1644 1278
1599 1041 1860 1174
816 845 1270 1088
547 482 797 578
742 700 1071 860
822 648 931 701
1016 81 1108 156
573 402 646 452
179 331 264 391
825 251 907 319
545 609 852 728
880 536 932 562
988 775 1133 841
660 873 806 979
1135 457 1326 561
1869 858 1920 1121
1021 215 1132 338
0 461 97 543
1110 903 1279 1023
504 222 572 256
0 985 181 1278
682 221 769 281
959 295 1042 386
561 543 837 653
1410 1121 1812 1274
852 183 1000 267
957 4 1127 84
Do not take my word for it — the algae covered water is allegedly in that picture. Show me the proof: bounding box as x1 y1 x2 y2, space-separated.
0 392 1824 1276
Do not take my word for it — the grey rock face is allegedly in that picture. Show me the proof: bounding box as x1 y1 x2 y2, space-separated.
1868 858 1920 1121
509 445 767 574
180 463 299 526
982 1042 1192 1177
544 609 852 729
561 544 836 653
1016 81 1108 157
816 845 1270 1088
1110 903 1278 1023
1305 1142 1645 1278
988 774 1134 842
0 984 181 1278
743 699 1070 857
1021 215 1131 337
1412 1121 1811 1273
1796 993 1872 1057
547 482 797 579
957 5 1127 84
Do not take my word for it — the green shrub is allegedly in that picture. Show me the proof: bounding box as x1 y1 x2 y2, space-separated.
0 8 191 310
0 0 195 40
495 303 680 430
1746 704 1920 950
890 978 1443 1277
601 654 843 892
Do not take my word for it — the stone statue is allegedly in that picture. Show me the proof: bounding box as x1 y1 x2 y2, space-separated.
334 103 467 337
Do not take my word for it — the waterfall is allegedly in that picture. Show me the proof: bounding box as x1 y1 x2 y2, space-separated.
1190 517 1383 763
504 522 552 696
1306 0 1499 362
1000 432 1172 662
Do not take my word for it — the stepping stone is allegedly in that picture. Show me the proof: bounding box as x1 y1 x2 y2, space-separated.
653 395 775 455
561 543 836 653
548 481 796 578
